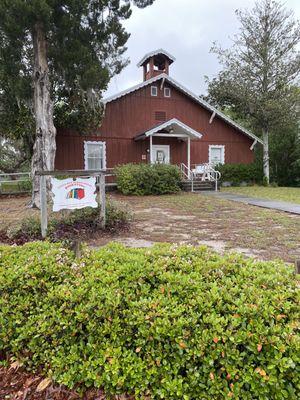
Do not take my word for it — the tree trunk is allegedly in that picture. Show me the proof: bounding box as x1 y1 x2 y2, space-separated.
263 129 270 184
31 22 56 208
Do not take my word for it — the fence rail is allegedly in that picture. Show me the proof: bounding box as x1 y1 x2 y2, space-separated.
0 172 31 194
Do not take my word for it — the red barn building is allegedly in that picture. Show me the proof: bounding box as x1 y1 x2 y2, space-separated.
55 50 262 174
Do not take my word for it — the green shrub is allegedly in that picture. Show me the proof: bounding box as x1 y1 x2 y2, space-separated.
3 201 130 244
216 163 263 185
115 163 181 195
0 242 299 399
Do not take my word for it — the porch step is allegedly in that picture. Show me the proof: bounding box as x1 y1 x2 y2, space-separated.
181 180 218 192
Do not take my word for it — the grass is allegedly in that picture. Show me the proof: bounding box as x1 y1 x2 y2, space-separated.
222 186 300 204
0 180 31 194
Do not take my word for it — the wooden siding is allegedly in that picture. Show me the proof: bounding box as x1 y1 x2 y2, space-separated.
55 81 254 170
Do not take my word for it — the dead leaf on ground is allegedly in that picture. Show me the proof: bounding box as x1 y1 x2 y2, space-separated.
36 377 52 392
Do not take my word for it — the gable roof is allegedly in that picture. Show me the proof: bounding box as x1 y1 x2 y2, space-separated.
135 118 203 140
103 73 263 145
137 49 176 67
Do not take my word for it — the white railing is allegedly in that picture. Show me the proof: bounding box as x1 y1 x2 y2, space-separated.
180 163 193 180
0 172 31 194
180 163 221 192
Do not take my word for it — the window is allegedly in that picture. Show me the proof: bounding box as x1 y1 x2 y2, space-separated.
155 111 167 121
164 87 171 98
209 145 225 166
151 86 158 96
84 141 106 170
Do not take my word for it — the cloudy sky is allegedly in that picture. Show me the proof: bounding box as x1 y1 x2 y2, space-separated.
104 0 300 98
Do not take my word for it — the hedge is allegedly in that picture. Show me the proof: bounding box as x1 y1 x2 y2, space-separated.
115 163 181 195
216 163 263 186
0 242 299 399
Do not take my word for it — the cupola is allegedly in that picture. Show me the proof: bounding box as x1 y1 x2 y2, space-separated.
137 49 175 81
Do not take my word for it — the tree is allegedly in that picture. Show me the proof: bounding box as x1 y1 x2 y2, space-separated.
205 0 300 183
0 0 155 207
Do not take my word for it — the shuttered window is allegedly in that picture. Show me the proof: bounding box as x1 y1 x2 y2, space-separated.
155 111 167 121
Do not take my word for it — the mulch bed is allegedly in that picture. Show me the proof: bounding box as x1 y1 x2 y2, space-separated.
0 365 133 400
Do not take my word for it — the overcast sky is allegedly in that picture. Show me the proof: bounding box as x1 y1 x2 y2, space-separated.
104 0 300 98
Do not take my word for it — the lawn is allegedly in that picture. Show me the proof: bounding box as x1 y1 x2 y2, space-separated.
1 192 299 262
222 186 300 204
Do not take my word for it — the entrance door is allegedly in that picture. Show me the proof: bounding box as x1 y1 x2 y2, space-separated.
152 145 170 164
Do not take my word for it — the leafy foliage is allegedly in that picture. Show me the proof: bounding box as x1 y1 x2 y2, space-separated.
116 163 182 195
216 163 263 185
0 0 156 172
1 201 130 245
0 242 299 399
205 0 300 182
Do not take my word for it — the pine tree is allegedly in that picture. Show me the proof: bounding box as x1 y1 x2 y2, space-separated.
205 0 300 183
0 0 155 206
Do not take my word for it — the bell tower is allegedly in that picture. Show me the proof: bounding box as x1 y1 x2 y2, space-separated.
137 49 175 81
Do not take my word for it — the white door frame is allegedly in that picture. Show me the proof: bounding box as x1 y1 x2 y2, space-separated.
151 144 170 164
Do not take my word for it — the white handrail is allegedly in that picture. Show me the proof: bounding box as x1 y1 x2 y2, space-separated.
181 163 221 192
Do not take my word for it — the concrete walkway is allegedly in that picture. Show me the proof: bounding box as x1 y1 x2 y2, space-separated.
200 191 300 215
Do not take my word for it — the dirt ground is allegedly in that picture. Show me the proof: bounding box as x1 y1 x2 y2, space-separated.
0 364 132 400
1 192 299 262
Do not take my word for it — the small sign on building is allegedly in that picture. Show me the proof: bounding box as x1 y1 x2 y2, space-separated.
51 177 97 212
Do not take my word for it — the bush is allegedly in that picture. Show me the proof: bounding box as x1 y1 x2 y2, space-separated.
1 201 130 244
115 163 181 195
216 163 263 186
0 242 299 399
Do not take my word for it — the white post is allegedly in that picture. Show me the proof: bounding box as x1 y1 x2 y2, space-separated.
40 175 48 238
99 173 106 228
187 137 191 179
150 135 153 164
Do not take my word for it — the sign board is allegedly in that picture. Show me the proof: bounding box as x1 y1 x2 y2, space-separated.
51 177 97 212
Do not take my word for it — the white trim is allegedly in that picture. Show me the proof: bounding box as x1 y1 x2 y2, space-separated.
139 118 202 139
103 73 263 145
160 77 166 90
151 86 158 97
209 111 216 124
187 137 191 177
209 145 225 165
84 141 107 170
137 49 176 67
151 133 192 138
164 87 171 98
149 135 153 163
151 145 170 164
250 139 258 150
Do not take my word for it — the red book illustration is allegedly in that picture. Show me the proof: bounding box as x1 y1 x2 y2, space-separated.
66 188 85 200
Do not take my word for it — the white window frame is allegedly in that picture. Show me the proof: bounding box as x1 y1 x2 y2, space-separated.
151 86 158 97
164 87 171 98
209 145 225 165
84 141 107 170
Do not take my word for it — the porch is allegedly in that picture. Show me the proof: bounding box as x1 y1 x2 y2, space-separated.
135 118 221 191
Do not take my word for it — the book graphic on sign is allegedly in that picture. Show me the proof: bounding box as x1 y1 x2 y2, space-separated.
51 177 98 212
66 188 85 200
